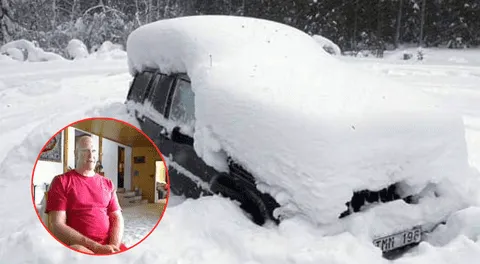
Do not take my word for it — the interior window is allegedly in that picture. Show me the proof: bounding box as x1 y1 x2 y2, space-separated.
127 72 153 103
169 78 195 129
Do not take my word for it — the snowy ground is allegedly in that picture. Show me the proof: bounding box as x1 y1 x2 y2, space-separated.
0 48 479 263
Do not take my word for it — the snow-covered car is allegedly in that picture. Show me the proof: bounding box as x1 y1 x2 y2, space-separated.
124 15 479 256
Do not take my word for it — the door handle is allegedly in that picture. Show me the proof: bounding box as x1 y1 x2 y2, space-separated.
159 127 169 137
134 110 146 122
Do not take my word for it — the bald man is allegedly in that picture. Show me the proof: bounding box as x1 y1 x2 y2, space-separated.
45 135 126 254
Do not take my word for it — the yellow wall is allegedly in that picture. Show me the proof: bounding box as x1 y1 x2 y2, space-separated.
131 147 162 203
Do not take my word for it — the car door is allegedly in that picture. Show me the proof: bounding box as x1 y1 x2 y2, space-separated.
132 73 280 224
137 72 175 138
161 75 222 198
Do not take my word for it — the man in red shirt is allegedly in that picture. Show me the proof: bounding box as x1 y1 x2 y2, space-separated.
45 135 126 254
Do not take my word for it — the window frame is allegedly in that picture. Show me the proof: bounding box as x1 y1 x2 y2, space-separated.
131 71 195 129
145 72 175 116
126 70 155 104
164 74 194 123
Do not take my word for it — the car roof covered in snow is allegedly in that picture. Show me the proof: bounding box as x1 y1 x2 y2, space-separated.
126 15 476 231
127 15 437 115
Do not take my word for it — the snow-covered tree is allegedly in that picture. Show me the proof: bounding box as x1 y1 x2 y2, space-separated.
3 0 480 56
0 0 15 43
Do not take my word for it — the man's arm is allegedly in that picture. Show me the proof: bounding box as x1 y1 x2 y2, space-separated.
49 211 103 252
108 210 124 247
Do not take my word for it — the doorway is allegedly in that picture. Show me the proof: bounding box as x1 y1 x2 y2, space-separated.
118 146 125 189
155 161 167 203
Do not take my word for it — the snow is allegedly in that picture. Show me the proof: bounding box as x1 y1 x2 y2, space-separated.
126 15 479 236
66 39 89 60
3 47 24 61
0 39 65 62
0 19 479 263
395 235 480 264
0 53 14 61
98 41 124 53
312 34 342 55
425 206 480 246
381 47 480 66
90 41 127 60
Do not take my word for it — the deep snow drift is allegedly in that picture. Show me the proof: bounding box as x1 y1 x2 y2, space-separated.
1 39 65 62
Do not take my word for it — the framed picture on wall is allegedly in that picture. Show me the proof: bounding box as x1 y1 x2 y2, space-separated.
134 156 145 164
39 132 62 163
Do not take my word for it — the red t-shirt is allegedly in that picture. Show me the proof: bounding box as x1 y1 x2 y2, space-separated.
45 170 121 245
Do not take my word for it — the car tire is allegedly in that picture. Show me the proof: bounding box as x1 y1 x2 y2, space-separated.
210 175 273 226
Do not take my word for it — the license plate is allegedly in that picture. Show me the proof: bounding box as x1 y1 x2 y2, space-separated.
373 226 422 253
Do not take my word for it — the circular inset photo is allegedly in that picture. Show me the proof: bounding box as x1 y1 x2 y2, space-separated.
31 117 169 255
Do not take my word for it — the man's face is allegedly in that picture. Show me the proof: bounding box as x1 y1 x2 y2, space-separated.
76 138 97 171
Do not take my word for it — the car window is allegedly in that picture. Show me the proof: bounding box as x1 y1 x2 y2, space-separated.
127 72 153 103
169 78 195 129
148 74 175 115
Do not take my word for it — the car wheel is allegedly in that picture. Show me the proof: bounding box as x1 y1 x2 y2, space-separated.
210 175 273 226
